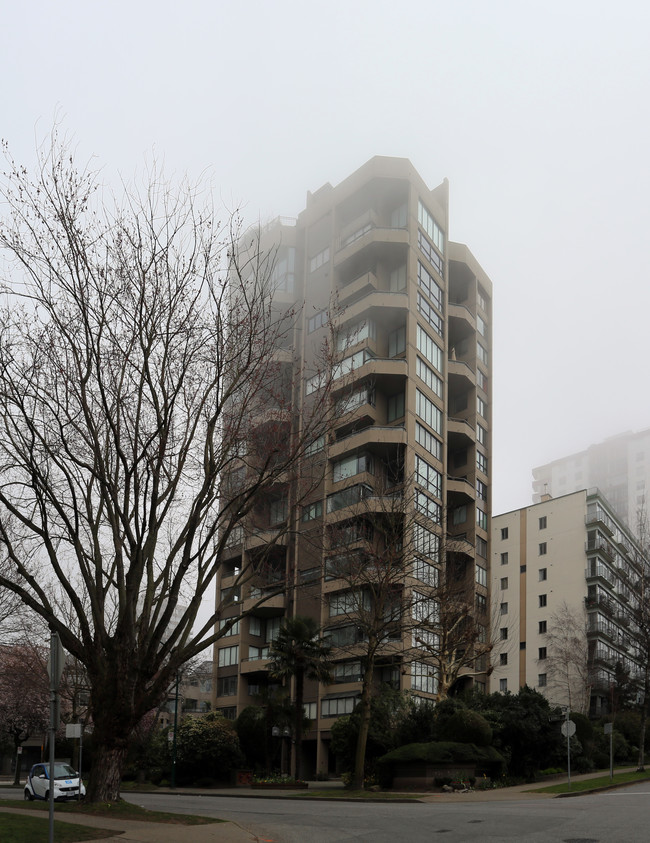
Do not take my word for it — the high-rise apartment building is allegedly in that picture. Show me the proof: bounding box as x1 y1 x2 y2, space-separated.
532 429 650 532
492 490 645 716
214 157 493 776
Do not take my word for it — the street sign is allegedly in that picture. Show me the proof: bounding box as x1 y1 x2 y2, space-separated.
561 720 577 738
47 633 65 689
66 724 83 739
604 723 613 735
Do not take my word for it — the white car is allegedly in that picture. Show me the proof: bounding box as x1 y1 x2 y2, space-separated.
24 762 86 801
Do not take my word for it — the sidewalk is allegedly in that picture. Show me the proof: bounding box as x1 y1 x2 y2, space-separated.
0 805 256 843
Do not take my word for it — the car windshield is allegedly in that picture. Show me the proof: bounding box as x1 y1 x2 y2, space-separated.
43 764 77 779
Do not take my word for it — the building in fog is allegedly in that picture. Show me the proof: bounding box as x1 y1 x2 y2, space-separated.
492 489 645 716
213 157 494 776
533 429 650 533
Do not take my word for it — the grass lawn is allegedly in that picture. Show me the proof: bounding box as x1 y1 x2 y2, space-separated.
531 769 650 795
0 813 120 842
1 799 219 824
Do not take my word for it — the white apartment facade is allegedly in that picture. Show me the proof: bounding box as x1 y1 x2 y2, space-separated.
492 489 644 716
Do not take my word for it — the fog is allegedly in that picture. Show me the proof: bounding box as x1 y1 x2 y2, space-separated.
3 0 649 515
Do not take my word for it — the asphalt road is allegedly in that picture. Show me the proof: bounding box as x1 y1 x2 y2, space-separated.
122 787 650 843
3 785 650 842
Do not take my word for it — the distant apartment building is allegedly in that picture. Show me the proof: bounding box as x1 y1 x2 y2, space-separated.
533 429 650 532
492 490 645 716
213 157 494 776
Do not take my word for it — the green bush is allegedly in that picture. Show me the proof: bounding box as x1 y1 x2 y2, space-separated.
438 709 492 746
377 741 505 787
176 712 244 782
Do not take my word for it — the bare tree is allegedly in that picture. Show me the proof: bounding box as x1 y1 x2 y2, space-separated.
323 479 491 789
0 135 332 801
0 642 49 784
544 601 592 714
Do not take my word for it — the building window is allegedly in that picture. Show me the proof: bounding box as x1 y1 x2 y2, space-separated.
538 674 547 687
415 389 442 434
477 286 488 312
321 696 356 718
452 505 467 525
477 368 488 392
416 356 443 397
415 422 442 460
415 454 442 498
302 501 323 521
501 552 508 565
333 661 364 684
305 435 325 456
411 661 437 695
305 372 324 395
539 542 547 555
539 568 547 581
219 618 240 637
388 392 406 422
477 342 488 365
476 536 488 558
476 566 488 587
477 423 487 446
309 247 330 273
217 675 238 697
414 557 439 586
476 508 488 530
333 453 373 483
415 490 441 522
476 479 488 501
499 678 507 693
418 200 445 253
520 641 526 650
500 627 508 640
417 261 443 310
539 620 547 634
477 395 487 419
501 527 509 540
500 577 508 590
217 645 239 668
416 325 443 374
477 451 488 474
413 523 439 559
500 602 508 615
308 310 327 333
477 314 487 337
538 647 547 660
387 325 407 358
417 292 443 337
390 264 407 291
539 594 547 608
539 516 547 530
337 318 376 352
500 653 508 666
418 229 444 275
476 593 487 612
303 702 317 720
327 484 372 513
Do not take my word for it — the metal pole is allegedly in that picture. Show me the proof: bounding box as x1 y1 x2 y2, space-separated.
566 710 571 788
48 632 58 843
78 722 84 803
171 672 180 789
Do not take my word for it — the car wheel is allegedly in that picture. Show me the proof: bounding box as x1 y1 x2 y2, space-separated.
24 789 33 801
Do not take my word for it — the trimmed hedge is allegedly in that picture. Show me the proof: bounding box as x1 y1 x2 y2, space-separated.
377 740 505 787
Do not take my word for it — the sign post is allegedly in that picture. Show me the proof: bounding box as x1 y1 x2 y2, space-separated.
47 631 65 843
604 722 614 781
561 712 576 788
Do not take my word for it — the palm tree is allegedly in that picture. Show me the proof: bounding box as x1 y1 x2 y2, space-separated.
268 616 332 780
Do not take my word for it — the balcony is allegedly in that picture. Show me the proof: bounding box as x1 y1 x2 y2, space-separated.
586 563 615 588
240 653 271 675
447 358 476 387
332 354 407 395
334 226 409 273
336 290 409 326
447 417 476 448
337 270 379 304
242 590 286 617
328 425 407 460
446 475 475 503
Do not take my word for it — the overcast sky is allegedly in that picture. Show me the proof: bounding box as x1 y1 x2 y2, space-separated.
4 0 650 515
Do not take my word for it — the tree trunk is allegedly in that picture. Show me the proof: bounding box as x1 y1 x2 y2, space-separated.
352 658 375 790
294 669 304 781
87 742 128 802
